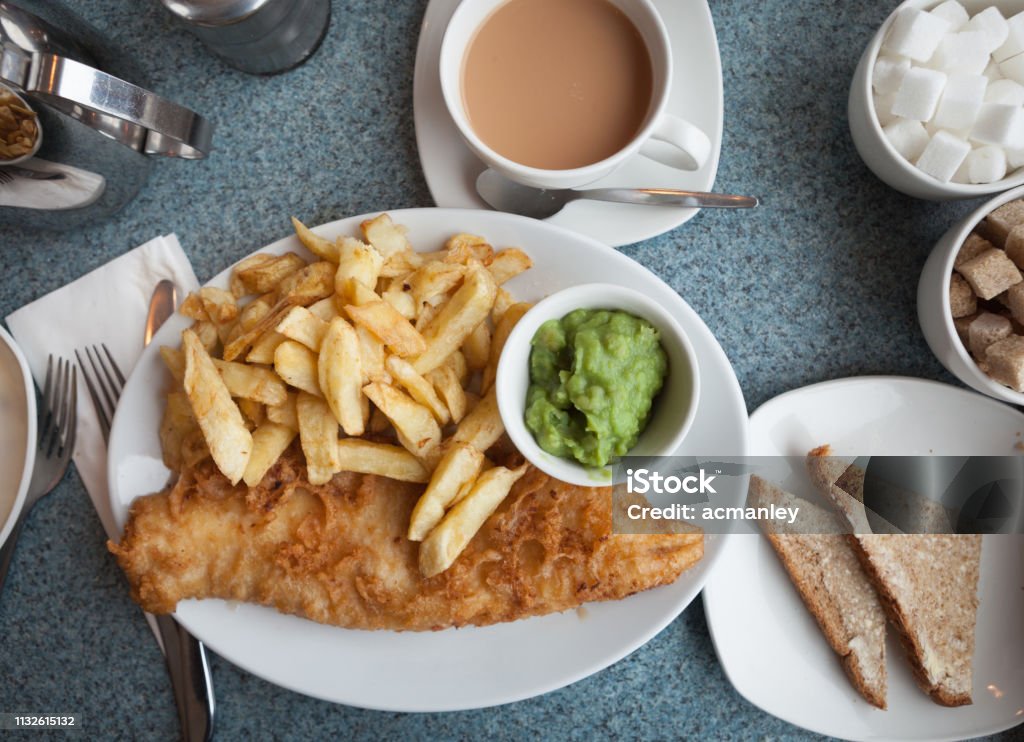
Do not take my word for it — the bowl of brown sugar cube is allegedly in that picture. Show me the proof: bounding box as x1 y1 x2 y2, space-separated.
920 184 1024 402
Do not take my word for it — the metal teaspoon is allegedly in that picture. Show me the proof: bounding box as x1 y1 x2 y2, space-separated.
476 169 759 220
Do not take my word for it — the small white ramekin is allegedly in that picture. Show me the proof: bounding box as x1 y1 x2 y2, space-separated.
495 283 700 487
919 183 1024 403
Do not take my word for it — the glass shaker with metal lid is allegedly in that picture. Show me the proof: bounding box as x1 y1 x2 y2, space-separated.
0 1 214 231
158 0 331 75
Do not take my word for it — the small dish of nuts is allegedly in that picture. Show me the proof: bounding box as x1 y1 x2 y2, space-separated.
0 84 41 165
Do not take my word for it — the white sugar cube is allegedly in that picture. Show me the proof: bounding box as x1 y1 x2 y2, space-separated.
873 55 911 94
916 130 972 181
884 119 931 160
985 60 1005 81
986 79 1024 105
874 92 900 126
892 67 948 120
998 51 1024 84
971 102 1024 147
995 11 1024 61
925 120 969 139
933 73 987 130
931 1 970 31
953 157 972 183
928 32 992 75
1007 147 1024 169
884 7 952 61
963 6 1010 52
1007 149 1024 171
966 144 1008 182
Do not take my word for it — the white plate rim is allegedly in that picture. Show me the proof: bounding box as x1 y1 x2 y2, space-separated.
412 0 725 247
0 325 36 550
703 375 1024 741
106 207 748 711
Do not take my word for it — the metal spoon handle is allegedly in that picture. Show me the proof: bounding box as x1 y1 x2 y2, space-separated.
579 188 759 209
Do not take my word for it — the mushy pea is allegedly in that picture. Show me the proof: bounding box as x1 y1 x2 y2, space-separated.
525 308 667 468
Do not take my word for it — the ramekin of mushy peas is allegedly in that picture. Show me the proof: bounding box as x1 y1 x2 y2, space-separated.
495 284 700 487
525 309 667 468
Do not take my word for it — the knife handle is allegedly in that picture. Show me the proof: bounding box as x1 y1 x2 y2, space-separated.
154 613 216 742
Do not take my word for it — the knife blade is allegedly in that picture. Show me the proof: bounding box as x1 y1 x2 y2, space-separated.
144 280 216 742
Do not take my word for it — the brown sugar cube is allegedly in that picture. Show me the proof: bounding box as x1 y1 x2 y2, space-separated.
949 273 977 317
1005 225 1024 268
981 200 1024 246
957 248 1022 300
985 335 1024 391
1003 283 1024 324
954 312 979 346
954 233 996 269
968 311 1012 357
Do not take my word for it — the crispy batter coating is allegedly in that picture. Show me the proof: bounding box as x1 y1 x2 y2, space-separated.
110 446 703 631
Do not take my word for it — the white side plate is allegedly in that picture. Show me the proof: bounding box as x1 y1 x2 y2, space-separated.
704 376 1024 741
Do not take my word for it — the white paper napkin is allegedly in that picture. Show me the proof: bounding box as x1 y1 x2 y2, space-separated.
4 235 198 540
0 158 107 210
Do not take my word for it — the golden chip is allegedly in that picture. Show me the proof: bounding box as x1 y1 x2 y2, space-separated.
481 302 531 393
296 392 340 485
336 439 430 483
243 422 296 487
318 317 364 436
408 442 484 541
450 386 504 453
182 329 253 485
386 355 450 424
419 464 528 577
274 340 321 396
276 305 329 351
411 263 497 375
345 300 427 357
362 382 442 463
291 216 340 262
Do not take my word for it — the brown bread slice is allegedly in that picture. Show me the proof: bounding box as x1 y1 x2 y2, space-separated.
750 476 888 709
805 446 981 706
807 446 952 535
850 534 981 706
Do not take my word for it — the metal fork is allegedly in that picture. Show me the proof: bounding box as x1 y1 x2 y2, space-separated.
77 344 215 742
0 166 65 184
0 356 77 593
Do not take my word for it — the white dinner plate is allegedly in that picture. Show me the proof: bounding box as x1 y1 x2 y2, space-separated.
413 0 724 247
703 376 1024 741
107 208 748 711
0 325 35 549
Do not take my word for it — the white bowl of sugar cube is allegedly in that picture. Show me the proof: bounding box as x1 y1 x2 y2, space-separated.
850 0 1024 199
919 184 1024 403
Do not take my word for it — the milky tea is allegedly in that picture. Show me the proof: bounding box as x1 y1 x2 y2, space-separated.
461 0 654 171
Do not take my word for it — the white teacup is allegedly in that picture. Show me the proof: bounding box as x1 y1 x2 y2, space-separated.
439 0 712 190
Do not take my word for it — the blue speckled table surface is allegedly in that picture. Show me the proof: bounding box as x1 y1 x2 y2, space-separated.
0 0 1018 739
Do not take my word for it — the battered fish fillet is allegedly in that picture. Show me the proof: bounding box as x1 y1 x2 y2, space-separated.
110 447 703 631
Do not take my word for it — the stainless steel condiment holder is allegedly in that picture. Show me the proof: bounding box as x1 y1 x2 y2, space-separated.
159 0 331 75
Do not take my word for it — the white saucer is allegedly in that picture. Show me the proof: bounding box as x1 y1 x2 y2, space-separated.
0 326 35 550
413 0 724 247
703 376 1024 741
